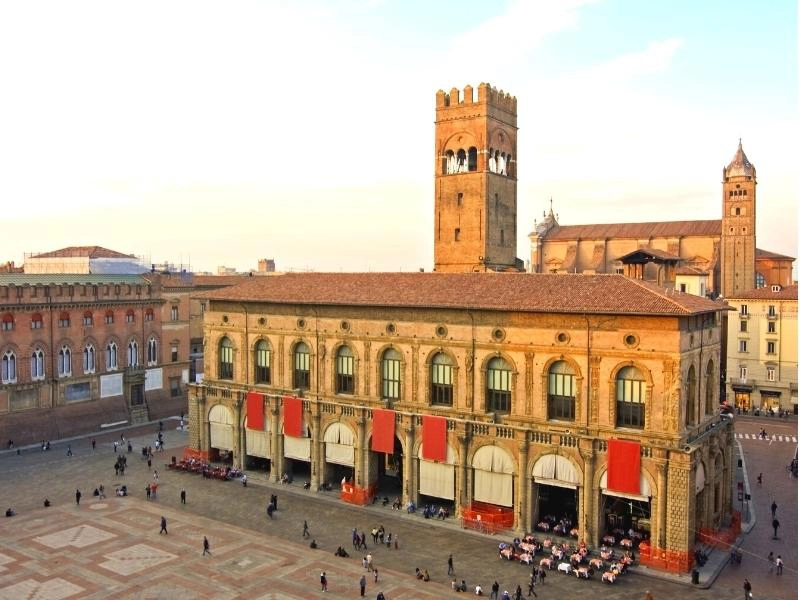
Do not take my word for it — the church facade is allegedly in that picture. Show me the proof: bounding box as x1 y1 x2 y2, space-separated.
529 142 794 298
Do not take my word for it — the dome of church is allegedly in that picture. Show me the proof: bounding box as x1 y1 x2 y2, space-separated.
725 140 756 179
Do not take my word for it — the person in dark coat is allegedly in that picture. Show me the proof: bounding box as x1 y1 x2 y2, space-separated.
75 489 82 505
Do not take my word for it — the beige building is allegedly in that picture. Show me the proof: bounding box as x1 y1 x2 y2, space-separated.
725 284 798 414
187 272 733 573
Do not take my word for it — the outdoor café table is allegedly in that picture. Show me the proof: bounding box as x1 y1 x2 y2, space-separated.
602 535 616 545
519 542 536 554
620 538 633 549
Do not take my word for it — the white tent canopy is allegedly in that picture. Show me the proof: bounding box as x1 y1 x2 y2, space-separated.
532 454 580 489
282 423 311 461
472 445 514 507
419 442 456 500
208 404 234 451
324 422 355 466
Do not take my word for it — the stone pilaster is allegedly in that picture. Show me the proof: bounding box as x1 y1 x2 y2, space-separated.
270 404 281 482
517 440 529 533
655 459 668 549
456 433 471 515
356 416 366 487
311 411 322 489
580 448 596 546
524 352 534 416
404 423 416 505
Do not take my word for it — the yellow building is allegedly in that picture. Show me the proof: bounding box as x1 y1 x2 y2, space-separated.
725 284 798 414
187 271 734 573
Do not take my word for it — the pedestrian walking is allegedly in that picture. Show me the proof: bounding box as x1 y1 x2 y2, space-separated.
266 503 274 519
772 518 780 538
768 551 774 573
146 485 151 499
771 500 777 518
67 445 72 457
366 553 373 571
776 555 783 575
538 566 546 585
527 574 537 597
113 441 118 453
447 553 454 575
91 438 96 451
373 568 378 583
376 593 385 600
180 488 186 504
271 494 278 510
360 531 367 550
75 489 81 506
320 571 328 592
743 578 752 598
159 516 168 534
153 470 159 482
491 580 500 599
203 536 211 555
514 585 523 600
757 472 762 486
394 534 398 550
359 574 366 596
302 520 310 538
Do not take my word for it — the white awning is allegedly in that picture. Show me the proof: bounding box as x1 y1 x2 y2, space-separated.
210 422 233 451
600 471 652 502
209 404 233 424
419 443 456 500
284 435 311 461
473 445 514 507
245 429 270 458
532 454 580 488
695 462 705 494
245 414 271 433
323 422 355 446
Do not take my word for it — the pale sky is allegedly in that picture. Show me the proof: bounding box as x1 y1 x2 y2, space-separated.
0 0 796 273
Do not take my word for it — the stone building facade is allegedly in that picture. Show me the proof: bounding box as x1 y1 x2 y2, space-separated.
187 272 733 573
725 284 798 413
0 273 189 443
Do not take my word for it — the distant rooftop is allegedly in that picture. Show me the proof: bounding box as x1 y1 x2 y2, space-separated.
28 246 137 260
0 274 147 286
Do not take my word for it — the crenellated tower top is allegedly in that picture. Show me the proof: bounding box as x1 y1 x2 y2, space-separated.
436 83 517 125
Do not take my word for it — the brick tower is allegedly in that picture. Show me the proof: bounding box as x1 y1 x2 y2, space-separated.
720 140 757 297
433 84 520 272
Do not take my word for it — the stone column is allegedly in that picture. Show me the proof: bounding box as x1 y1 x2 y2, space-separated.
580 449 596 546
356 416 366 487
517 440 529 533
311 411 322 490
270 404 281 482
656 460 668 550
235 395 245 470
404 422 416 505
456 433 471 515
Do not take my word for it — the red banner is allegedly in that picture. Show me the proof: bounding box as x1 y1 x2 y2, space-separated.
371 409 395 454
422 415 447 461
246 391 264 431
283 396 303 437
607 439 641 495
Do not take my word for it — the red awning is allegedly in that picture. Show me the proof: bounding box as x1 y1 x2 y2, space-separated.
607 439 641 495
246 391 264 431
371 409 395 454
283 396 303 437
422 415 447 462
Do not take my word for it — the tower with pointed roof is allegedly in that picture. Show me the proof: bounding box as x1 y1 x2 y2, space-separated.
433 84 521 272
720 140 756 297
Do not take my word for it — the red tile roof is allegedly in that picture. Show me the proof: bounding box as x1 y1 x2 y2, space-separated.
756 248 796 261
728 285 797 301
542 220 721 241
200 272 727 316
30 246 136 259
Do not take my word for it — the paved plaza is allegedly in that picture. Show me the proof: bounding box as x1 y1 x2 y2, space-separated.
0 419 795 599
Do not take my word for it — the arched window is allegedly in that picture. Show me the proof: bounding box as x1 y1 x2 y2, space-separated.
335 346 354 394
147 336 158 365
255 340 271 384
104 310 114 325
1 313 14 331
685 365 697 427
430 352 454 406
83 344 95 374
58 346 72 377
488 147 496 172
548 360 576 421
616 366 645 428
381 348 401 400
705 361 715 415
444 149 455 174
127 339 138 367
58 312 70 328
83 310 93 326
486 356 511 413
467 146 478 171
31 313 44 330
755 272 766 288
145 308 155 322
31 348 45 380
218 337 233 379
106 341 118 371
456 149 467 173
505 154 513 177
125 309 135 324
1 350 16 383
293 342 310 390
